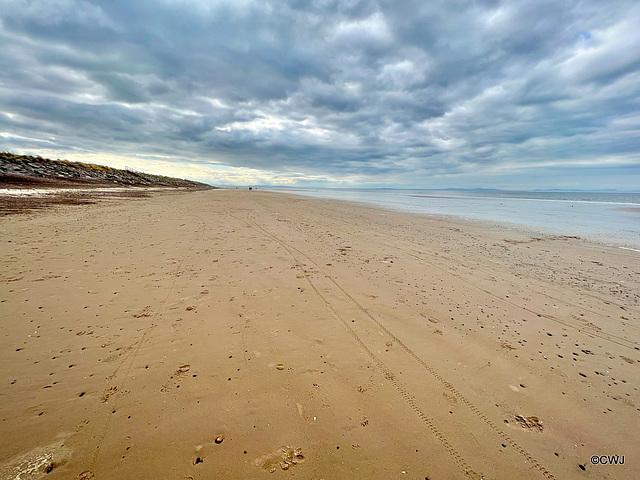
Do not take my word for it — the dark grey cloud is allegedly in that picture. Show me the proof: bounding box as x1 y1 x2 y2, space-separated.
1 0 638 188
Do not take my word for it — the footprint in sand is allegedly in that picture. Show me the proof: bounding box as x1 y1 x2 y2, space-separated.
160 364 192 392
255 446 304 473
101 385 118 403
132 306 152 318
514 415 544 432
75 471 95 480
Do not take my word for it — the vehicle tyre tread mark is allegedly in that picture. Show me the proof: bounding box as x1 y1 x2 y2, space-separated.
234 212 556 480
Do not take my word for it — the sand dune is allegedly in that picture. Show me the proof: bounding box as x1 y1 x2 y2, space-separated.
1 189 638 479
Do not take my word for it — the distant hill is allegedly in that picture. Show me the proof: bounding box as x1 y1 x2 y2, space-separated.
0 152 213 189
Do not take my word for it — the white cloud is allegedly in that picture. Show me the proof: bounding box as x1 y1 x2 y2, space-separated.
559 18 640 83
330 11 392 47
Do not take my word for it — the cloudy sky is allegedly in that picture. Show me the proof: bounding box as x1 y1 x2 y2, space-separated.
1 0 639 189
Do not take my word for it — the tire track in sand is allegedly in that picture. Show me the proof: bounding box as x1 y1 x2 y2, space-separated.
284 205 637 346
225 211 481 479
231 211 558 480
288 205 637 348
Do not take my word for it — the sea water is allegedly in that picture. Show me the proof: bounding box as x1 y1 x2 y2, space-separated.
265 188 640 249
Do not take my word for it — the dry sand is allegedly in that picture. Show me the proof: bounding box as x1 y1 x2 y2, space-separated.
1 189 638 479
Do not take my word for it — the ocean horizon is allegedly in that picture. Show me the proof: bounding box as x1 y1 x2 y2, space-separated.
264 188 640 249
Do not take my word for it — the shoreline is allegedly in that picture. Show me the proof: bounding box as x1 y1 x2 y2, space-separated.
264 188 640 251
1 189 638 479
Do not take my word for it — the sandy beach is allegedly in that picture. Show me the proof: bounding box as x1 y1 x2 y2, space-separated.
1 189 638 480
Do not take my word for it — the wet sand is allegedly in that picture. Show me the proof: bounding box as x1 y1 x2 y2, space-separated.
1 189 638 479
